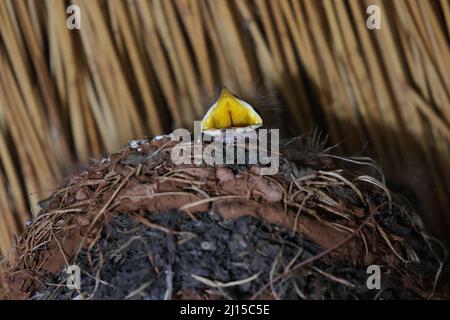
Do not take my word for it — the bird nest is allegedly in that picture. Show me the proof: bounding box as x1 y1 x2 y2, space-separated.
2 135 449 300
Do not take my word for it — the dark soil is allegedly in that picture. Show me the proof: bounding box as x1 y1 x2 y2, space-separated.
34 211 423 300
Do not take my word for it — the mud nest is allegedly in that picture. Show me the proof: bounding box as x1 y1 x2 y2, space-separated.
2 135 449 300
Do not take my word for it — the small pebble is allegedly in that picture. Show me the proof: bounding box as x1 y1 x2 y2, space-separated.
77 216 90 227
200 241 215 251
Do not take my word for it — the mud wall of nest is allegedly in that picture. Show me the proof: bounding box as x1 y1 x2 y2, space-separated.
3 136 448 300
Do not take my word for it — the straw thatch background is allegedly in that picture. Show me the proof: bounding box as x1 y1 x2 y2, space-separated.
0 0 449 255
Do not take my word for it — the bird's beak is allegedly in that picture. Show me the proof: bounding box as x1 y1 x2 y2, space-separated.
201 87 263 131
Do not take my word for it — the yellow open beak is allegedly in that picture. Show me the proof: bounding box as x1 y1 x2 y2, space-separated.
201 88 263 131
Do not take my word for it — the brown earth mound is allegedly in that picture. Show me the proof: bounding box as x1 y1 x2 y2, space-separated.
2 135 449 299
